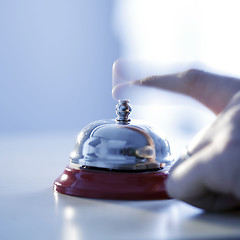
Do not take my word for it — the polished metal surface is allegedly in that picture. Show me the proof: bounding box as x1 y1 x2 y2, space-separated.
115 100 132 124
69 100 173 171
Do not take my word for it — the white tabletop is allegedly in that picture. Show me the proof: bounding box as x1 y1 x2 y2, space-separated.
1 131 240 240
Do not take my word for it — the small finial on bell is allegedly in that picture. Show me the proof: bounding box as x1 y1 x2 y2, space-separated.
115 100 132 124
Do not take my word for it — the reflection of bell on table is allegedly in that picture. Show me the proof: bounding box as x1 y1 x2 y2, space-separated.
54 100 174 200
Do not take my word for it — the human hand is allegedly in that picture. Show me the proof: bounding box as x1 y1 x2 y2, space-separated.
113 61 240 211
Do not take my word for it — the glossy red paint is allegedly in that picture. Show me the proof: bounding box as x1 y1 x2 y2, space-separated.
54 166 170 200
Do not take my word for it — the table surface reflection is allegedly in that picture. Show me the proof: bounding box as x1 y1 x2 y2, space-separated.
0 131 240 240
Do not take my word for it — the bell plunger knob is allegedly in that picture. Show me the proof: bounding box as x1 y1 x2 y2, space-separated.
115 100 132 124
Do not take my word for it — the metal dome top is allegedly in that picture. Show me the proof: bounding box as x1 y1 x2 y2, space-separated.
69 100 173 171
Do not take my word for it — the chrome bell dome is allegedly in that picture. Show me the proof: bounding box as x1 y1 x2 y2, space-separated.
69 100 173 171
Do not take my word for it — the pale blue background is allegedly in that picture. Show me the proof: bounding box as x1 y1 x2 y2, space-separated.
2 0 236 138
0 0 119 134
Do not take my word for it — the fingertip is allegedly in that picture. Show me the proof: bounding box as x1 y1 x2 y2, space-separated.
111 87 118 101
112 85 122 100
166 172 177 199
166 168 187 200
166 163 187 200
112 83 132 100
166 153 208 201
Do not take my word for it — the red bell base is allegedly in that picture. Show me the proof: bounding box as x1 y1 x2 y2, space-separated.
54 166 170 200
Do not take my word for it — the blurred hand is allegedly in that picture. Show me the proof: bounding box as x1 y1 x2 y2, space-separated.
113 61 240 211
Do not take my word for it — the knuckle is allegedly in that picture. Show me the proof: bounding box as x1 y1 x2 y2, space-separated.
230 91 240 104
226 105 240 123
222 137 240 152
178 68 205 94
181 68 203 81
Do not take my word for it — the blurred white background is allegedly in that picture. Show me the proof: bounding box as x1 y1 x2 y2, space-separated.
113 0 240 76
1 0 240 147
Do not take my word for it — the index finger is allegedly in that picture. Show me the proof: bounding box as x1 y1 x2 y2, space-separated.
112 60 240 114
